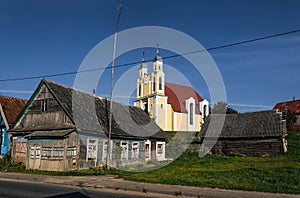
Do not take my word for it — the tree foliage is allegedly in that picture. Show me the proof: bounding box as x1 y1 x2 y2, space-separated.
212 102 238 114
286 110 297 131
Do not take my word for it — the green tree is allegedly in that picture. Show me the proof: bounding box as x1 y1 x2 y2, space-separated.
286 110 297 131
212 102 238 114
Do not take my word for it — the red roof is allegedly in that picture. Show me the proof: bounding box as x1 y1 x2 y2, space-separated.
0 96 27 124
273 99 300 114
165 82 204 114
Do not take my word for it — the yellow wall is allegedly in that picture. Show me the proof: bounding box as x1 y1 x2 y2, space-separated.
156 97 167 130
167 105 173 131
175 113 188 131
195 114 202 131
144 83 149 97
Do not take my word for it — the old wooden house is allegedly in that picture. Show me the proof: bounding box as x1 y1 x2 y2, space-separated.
0 96 27 155
199 110 287 156
9 79 168 171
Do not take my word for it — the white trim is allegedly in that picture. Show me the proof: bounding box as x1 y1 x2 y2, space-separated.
87 138 98 161
120 140 129 161
154 96 158 123
0 104 10 129
185 97 195 131
131 141 139 160
144 140 151 161
173 112 177 131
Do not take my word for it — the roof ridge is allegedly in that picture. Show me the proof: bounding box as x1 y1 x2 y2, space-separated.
0 95 28 102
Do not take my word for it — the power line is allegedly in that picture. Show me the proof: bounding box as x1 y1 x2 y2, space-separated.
1 28 300 82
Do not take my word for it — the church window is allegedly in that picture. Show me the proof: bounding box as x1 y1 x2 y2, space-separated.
190 103 194 125
203 105 207 118
153 77 156 91
138 84 141 97
159 77 162 90
161 104 163 109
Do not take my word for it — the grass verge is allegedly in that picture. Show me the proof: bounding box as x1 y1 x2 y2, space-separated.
1 131 299 194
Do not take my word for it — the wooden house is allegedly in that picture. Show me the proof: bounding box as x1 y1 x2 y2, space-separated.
274 99 300 130
0 96 27 155
9 79 168 171
199 110 287 156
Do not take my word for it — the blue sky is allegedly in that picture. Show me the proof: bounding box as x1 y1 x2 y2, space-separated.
0 0 299 112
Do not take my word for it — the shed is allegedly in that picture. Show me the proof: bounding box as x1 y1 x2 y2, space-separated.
0 96 27 155
9 79 168 171
199 111 287 156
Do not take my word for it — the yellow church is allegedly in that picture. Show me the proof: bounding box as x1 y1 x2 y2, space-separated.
134 49 209 132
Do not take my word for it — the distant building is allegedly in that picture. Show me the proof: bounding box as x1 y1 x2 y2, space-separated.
273 98 300 130
200 111 287 156
134 50 209 132
9 80 168 171
0 96 27 155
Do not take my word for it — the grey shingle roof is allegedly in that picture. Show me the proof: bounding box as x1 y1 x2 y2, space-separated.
44 80 167 140
200 111 286 138
25 129 75 138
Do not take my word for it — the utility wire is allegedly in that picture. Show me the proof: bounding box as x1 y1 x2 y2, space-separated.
1 28 300 82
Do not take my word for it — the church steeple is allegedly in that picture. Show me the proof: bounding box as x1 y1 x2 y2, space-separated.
139 52 148 78
152 44 165 95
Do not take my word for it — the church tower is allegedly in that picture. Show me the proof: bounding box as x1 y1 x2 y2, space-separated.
134 47 168 129
151 47 165 96
136 52 149 99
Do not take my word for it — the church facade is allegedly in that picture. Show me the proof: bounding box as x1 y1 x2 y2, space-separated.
134 50 209 132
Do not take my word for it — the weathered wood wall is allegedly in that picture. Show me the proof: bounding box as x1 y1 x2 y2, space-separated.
17 86 74 130
197 138 284 156
26 132 79 171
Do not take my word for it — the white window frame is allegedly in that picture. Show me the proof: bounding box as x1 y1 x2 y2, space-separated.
87 138 98 161
132 142 139 160
120 140 128 161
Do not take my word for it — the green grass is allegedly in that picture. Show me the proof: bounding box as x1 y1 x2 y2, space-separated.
1 131 299 194
109 131 300 194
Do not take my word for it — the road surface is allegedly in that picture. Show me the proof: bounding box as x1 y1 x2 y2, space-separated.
0 180 159 198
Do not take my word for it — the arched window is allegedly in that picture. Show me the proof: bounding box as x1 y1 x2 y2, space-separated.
159 76 162 90
153 77 156 91
203 104 207 118
138 84 141 97
190 103 194 125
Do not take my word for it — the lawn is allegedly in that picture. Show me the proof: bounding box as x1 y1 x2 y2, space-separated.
1 131 299 194
111 130 300 194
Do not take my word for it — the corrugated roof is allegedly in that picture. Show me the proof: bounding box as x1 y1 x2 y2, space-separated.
165 82 203 114
200 110 286 138
0 96 27 125
273 99 300 114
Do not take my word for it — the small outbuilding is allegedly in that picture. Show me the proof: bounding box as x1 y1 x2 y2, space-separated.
9 79 168 171
0 96 27 155
200 110 287 156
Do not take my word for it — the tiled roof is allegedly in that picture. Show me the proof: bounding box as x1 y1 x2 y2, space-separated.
0 96 27 125
165 82 204 114
200 110 286 138
273 99 300 114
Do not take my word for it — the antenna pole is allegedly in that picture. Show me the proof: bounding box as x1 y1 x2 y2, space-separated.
107 4 123 168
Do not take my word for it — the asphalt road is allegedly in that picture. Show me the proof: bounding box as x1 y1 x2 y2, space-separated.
0 180 158 198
